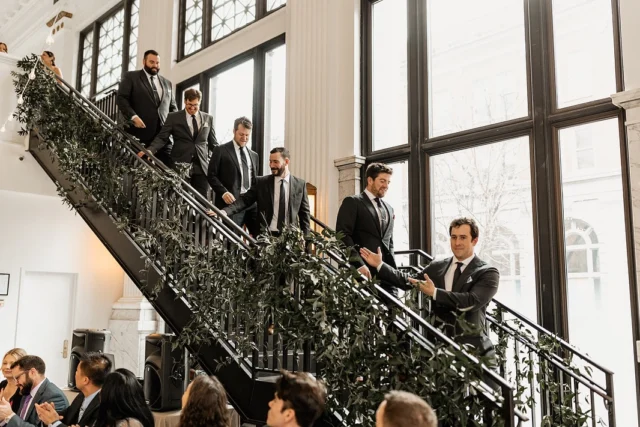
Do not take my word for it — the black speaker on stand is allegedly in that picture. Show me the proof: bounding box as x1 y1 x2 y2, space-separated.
143 333 184 412
68 329 112 390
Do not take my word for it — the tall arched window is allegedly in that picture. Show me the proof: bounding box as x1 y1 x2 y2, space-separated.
564 217 600 282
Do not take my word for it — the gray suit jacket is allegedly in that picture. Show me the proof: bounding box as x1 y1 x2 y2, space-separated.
147 110 217 172
7 378 68 427
379 255 499 353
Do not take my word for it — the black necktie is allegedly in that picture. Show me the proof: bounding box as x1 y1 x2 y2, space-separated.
239 146 250 190
277 178 286 231
374 197 388 231
191 114 198 140
452 262 463 289
150 76 160 105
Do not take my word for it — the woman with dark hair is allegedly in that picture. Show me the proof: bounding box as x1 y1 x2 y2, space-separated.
0 348 27 413
94 368 155 427
179 375 230 427
41 51 62 79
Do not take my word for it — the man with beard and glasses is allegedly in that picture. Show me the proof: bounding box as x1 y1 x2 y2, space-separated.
219 147 310 236
117 49 178 166
0 355 67 427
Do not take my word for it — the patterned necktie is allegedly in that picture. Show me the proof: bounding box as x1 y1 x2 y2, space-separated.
239 146 250 190
19 394 32 419
374 197 388 231
150 76 160 105
277 179 286 231
191 115 199 140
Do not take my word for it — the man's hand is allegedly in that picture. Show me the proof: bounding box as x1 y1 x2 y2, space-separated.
357 265 372 280
359 247 383 269
137 151 146 158
409 273 436 297
35 402 62 424
132 116 146 128
222 192 236 205
206 209 227 218
0 397 14 419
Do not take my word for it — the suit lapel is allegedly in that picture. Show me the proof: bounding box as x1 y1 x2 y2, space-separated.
78 393 100 424
225 142 241 174
436 258 452 290
139 71 156 104
380 198 392 236
360 193 382 236
453 256 482 292
25 378 48 420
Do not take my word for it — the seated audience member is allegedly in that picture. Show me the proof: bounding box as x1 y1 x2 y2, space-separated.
0 349 28 414
179 374 230 427
35 352 112 427
0 43 7 54
94 368 154 427
40 51 62 79
0 355 68 427
375 391 437 427
266 370 326 427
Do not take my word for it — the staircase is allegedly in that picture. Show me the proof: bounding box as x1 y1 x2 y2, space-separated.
15 57 615 426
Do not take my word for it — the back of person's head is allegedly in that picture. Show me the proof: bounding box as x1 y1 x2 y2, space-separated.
377 391 437 427
274 370 326 427
79 352 112 387
179 375 230 427
10 355 45 375
96 368 154 427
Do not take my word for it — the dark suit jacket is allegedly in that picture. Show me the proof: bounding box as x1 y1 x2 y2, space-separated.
147 110 217 172
117 70 178 143
379 255 499 352
336 193 396 270
207 141 259 209
223 175 310 234
7 378 68 427
55 391 100 427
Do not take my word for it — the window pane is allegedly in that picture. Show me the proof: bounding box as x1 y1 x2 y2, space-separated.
384 160 410 265
559 119 636 425
430 136 537 320
184 0 204 56
427 0 528 137
264 44 286 170
552 0 616 108
212 0 256 42
128 0 139 71
96 9 125 93
371 0 408 151
80 31 93 97
209 59 254 146
267 0 286 11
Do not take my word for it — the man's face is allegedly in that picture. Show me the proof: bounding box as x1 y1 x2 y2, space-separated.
367 173 391 198
450 224 478 260
233 124 251 147
269 153 289 177
12 366 34 395
266 393 295 427
143 54 160 75
184 98 200 116
75 362 89 392
375 400 387 427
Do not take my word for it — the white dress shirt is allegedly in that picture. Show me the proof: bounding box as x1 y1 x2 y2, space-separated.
185 110 202 136
433 254 476 299
364 189 387 229
269 173 290 232
233 141 253 194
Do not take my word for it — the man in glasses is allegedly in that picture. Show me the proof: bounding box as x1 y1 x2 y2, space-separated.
0 355 68 427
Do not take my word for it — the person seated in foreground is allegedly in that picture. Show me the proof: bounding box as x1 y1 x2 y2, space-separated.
93 369 154 427
376 391 437 427
179 374 230 427
266 370 326 427
0 349 28 414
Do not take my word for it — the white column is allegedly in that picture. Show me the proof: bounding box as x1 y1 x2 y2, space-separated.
334 155 366 204
0 55 22 144
285 0 361 227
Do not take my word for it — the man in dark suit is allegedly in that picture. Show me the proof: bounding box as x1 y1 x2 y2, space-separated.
117 49 178 166
221 147 310 235
207 117 259 236
35 352 112 427
360 217 499 360
335 163 399 294
0 355 68 427
142 88 217 197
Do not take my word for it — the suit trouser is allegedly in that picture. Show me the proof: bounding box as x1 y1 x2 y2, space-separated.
230 205 259 237
188 163 210 198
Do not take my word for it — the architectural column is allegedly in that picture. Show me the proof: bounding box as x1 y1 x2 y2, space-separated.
107 275 158 377
0 54 22 145
286 0 361 226
334 155 366 204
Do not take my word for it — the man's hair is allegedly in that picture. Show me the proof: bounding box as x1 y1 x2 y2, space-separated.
233 116 252 131
270 147 290 160
10 355 46 375
366 163 393 181
449 217 479 240
184 88 202 102
144 49 159 59
79 352 112 386
275 370 326 427
382 391 437 427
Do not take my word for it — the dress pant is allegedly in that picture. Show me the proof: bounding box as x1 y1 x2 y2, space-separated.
229 204 259 237
188 162 210 199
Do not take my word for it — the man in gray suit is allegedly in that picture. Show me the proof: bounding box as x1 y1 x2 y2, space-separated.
143 88 217 197
360 217 499 360
117 49 178 166
0 355 68 427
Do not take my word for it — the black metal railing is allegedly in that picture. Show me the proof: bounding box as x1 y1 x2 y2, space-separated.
27 74 525 425
90 85 119 123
